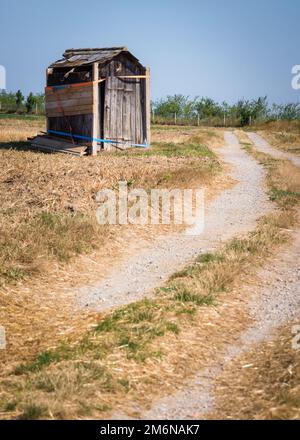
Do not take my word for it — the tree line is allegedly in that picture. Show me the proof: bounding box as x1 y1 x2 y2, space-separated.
151 95 300 126
0 90 45 114
1 90 300 125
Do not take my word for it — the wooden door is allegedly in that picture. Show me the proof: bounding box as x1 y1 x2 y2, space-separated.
104 76 144 149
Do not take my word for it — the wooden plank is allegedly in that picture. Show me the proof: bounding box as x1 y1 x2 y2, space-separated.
98 79 104 150
46 84 93 94
47 114 93 143
116 77 123 142
31 136 79 148
122 88 131 141
110 77 117 148
104 77 113 151
46 86 93 96
145 67 151 145
45 90 93 104
45 97 93 110
31 144 86 156
123 77 133 141
46 105 93 118
46 68 50 133
45 81 94 93
130 79 136 145
32 143 86 154
135 79 142 144
31 137 87 154
91 62 99 156
46 103 93 112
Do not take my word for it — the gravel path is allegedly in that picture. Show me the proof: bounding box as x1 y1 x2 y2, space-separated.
142 231 300 419
78 132 272 311
136 133 300 420
247 132 300 166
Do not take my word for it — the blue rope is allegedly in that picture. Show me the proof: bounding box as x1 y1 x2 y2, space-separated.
47 130 149 148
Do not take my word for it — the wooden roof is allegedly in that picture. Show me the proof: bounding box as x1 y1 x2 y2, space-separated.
50 47 141 68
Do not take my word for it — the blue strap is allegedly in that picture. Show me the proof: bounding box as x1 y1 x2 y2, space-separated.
47 130 149 148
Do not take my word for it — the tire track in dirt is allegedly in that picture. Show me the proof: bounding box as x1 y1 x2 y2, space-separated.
247 132 300 166
135 134 300 420
140 230 300 420
78 132 272 311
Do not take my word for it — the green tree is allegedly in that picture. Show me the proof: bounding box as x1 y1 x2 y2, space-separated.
194 97 222 119
15 89 24 109
0 90 17 112
25 92 36 113
34 93 45 113
153 95 191 118
273 103 300 120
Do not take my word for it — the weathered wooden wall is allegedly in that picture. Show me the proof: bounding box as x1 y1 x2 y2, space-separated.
45 84 93 118
47 114 93 140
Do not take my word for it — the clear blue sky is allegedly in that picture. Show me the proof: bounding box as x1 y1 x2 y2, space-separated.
1 0 299 103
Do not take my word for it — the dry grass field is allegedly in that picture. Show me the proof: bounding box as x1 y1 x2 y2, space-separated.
0 118 299 419
0 117 227 388
0 117 223 288
209 321 300 420
1 117 299 420
252 120 300 155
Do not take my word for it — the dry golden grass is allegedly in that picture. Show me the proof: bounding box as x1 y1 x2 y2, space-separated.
152 125 225 147
0 209 293 420
1 121 298 420
236 129 300 208
250 121 300 156
208 321 300 420
0 117 227 383
0 117 45 142
272 161 300 194
0 118 221 289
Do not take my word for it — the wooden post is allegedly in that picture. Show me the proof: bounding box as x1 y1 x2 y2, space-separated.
45 68 50 133
145 67 151 145
92 62 99 156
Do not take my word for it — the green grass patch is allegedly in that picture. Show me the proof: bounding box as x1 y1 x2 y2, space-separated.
173 287 216 306
0 113 45 121
19 403 47 420
114 141 215 158
269 188 300 204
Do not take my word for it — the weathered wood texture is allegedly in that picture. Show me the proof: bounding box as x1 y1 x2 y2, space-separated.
30 136 87 156
47 114 93 139
91 63 99 155
45 85 93 117
145 67 151 145
102 55 147 149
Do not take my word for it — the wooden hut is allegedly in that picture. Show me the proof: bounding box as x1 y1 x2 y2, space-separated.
31 47 150 156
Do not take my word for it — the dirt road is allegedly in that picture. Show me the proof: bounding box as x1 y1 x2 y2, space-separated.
141 230 300 419
78 132 272 311
133 132 300 420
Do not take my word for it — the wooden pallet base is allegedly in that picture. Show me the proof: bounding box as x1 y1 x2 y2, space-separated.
29 135 89 156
